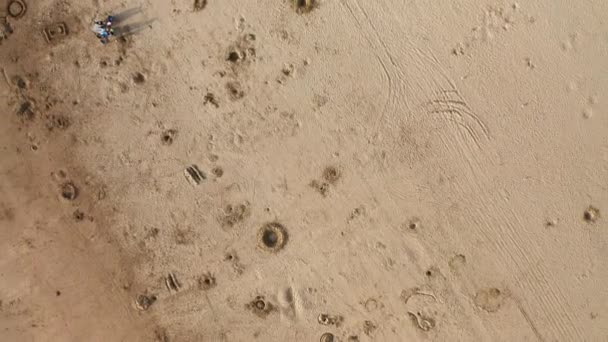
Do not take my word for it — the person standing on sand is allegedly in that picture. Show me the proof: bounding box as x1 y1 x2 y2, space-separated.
92 16 114 44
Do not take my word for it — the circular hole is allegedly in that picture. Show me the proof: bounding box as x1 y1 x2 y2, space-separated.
133 72 146 84
425 270 432 277
262 230 278 248
61 182 78 201
8 1 25 18
254 299 266 310
55 290 61 296
212 167 224 177
257 222 287 252
320 332 335 342
407 218 421 230
248 296 274 317
227 51 240 63
30 144 38 151
198 274 216 290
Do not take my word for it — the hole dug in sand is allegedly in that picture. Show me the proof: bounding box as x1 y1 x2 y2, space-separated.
584 206 600 223
294 0 315 13
247 295 274 317
8 0 27 19
257 222 288 252
60 182 78 200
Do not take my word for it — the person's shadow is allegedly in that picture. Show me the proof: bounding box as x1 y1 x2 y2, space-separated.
109 7 157 38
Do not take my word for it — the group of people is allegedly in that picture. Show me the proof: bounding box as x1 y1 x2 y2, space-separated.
92 16 115 44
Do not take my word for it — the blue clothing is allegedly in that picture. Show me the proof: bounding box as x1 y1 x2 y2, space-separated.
92 16 114 43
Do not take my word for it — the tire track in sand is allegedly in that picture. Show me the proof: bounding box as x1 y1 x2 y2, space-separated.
339 0 585 340
340 0 489 153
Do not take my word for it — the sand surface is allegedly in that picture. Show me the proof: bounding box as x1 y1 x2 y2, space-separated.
1 0 607 341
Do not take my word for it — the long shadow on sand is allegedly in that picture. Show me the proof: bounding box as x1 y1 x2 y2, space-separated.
104 7 156 38
113 19 157 38
112 7 143 24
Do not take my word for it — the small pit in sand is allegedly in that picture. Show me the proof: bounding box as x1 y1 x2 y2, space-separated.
258 222 288 252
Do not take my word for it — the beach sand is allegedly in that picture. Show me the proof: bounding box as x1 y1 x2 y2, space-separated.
1 0 607 341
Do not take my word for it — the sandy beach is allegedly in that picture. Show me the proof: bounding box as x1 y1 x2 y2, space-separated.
1 0 607 341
